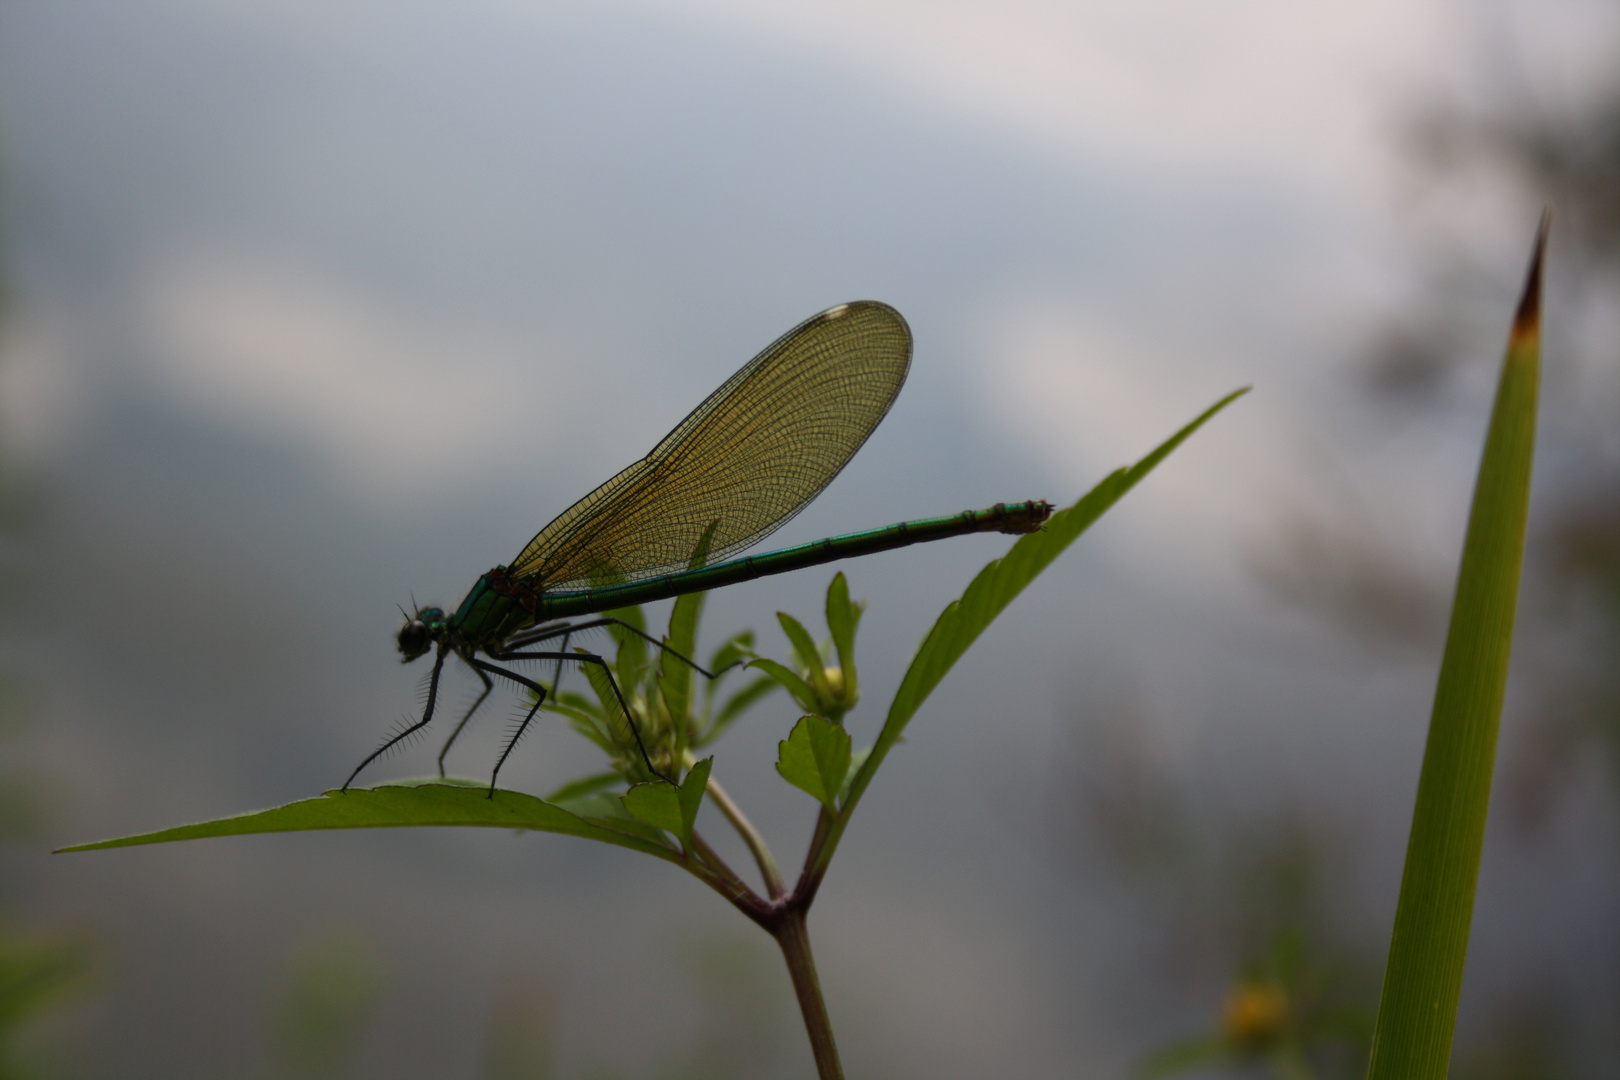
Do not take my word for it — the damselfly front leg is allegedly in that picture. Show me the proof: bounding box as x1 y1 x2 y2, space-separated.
436 665 495 778
342 646 449 791
350 615 745 792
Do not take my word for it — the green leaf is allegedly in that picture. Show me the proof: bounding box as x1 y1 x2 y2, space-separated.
817 388 1248 876
697 673 780 747
1367 217 1545 1080
57 782 679 860
660 528 716 735
543 771 621 804
665 591 702 675
677 756 712 845
603 605 649 690
551 689 598 713
621 757 712 851
660 603 701 740
707 629 756 676
686 519 720 571
552 706 621 758
581 656 638 752
776 715 853 811
557 794 673 847
748 657 819 715
776 612 831 700
824 572 859 689
621 781 683 837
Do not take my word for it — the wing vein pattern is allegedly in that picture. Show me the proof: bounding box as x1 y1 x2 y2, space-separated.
508 301 912 593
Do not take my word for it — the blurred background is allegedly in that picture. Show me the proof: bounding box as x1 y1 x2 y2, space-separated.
0 1 1614 1077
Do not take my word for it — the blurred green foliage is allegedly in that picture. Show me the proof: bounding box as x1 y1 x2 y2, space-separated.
0 162 94 1080
1056 695 1376 1080
0 925 92 1080
259 928 385 1080
240 927 799 1080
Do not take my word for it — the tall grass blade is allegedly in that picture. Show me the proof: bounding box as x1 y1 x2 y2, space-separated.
1366 213 1547 1079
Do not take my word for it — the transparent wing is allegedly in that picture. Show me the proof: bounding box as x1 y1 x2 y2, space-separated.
508 301 911 591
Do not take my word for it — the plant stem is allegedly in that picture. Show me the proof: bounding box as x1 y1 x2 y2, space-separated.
706 776 786 899
685 830 758 904
794 806 835 902
771 906 843 1080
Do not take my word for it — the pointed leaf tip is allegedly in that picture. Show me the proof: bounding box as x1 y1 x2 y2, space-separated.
1511 210 1550 347
56 783 680 860
621 756 711 851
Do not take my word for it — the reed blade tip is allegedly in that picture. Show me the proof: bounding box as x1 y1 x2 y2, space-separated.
1510 209 1551 347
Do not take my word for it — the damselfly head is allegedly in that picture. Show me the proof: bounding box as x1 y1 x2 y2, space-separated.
396 606 443 661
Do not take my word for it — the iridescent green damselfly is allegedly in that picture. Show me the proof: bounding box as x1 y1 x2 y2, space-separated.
344 301 1049 792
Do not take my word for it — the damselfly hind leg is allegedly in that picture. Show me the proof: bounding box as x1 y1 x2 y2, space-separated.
470 650 669 795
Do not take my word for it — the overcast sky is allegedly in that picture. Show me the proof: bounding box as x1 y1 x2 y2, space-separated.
0 3 1608 1077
